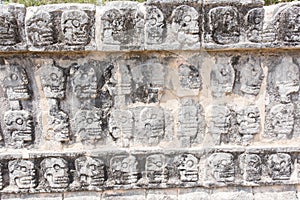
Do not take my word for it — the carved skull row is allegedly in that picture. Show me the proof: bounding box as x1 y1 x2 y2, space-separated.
0 152 292 191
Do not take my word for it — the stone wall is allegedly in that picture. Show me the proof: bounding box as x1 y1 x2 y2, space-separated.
0 0 300 199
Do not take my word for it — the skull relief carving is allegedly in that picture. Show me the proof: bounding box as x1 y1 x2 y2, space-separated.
74 110 103 141
207 153 235 182
110 155 138 185
237 57 264 96
145 6 165 44
61 10 90 46
239 154 262 182
246 8 265 43
71 64 97 99
73 156 105 188
40 65 66 99
268 153 292 180
209 6 240 44
40 157 69 189
171 5 199 45
8 160 37 190
145 154 168 184
178 64 202 90
268 103 295 139
4 110 33 147
109 109 134 147
211 57 235 97
47 109 69 142
3 65 30 101
273 57 300 103
174 154 199 182
26 11 55 46
279 5 300 42
140 107 165 146
0 11 19 46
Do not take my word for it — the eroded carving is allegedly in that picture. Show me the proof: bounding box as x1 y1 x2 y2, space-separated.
0 10 19 46
73 110 103 142
266 103 295 139
61 10 91 46
101 7 144 46
70 64 97 100
72 156 106 188
234 56 264 96
143 154 168 184
171 5 199 45
40 65 66 99
139 106 165 146
40 157 69 190
211 57 235 97
26 11 55 47
267 153 292 180
4 110 33 147
47 108 69 142
178 64 202 89
3 65 30 101
174 154 198 182
209 6 240 44
236 106 260 144
278 5 300 42
177 99 204 147
239 154 262 181
109 109 134 147
271 57 300 103
109 155 138 185
145 6 165 44
246 8 264 43
8 160 37 190
207 153 235 182
207 105 231 145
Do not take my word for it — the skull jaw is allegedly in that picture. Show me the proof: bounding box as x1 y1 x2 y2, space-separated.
15 176 37 189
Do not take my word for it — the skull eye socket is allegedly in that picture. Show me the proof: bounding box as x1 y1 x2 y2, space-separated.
155 161 162 167
50 73 58 80
184 15 191 22
81 73 88 79
122 162 128 169
53 164 61 170
21 166 27 172
248 112 256 118
186 160 194 167
72 19 80 28
16 118 24 125
86 118 93 124
11 73 18 81
89 164 96 170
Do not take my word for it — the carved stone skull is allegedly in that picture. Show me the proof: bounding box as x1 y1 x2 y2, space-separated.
109 109 133 147
174 154 198 182
237 106 260 140
238 57 264 96
280 5 300 42
4 110 33 147
246 8 264 43
239 154 262 181
268 153 292 180
26 11 55 46
71 64 97 99
273 57 300 102
74 156 105 187
0 11 19 46
40 65 66 99
270 103 294 139
40 157 69 189
47 109 69 142
110 155 138 185
171 5 199 44
8 160 36 189
61 10 90 46
145 154 168 183
3 65 30 100
207 105 231 136
140 107 165 146
145 6 164 44
211 57 235 97
209 6 240 44
179 64 201 89
208 153 235 182
74 110 103 141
